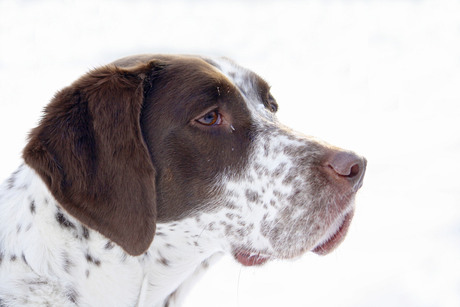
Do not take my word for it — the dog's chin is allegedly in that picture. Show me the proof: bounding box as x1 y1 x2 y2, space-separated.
233 250 271 266
231 209 355 266
312 210 354 255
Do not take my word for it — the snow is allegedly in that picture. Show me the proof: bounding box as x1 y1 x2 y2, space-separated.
1 0 459 306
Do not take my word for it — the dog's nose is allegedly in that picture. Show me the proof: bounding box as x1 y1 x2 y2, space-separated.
326 151 367 191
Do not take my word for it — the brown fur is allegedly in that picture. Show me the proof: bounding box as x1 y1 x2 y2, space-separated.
138 56 254 221
24 62 158 256
23 55 257 255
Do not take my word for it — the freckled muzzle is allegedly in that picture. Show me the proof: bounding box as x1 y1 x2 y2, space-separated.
239 129 367 261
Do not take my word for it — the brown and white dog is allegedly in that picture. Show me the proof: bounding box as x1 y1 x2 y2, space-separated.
0 55 366 306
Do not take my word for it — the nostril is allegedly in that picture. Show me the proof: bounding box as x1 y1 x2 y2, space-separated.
349 163 360 178
326 151 366 188
328 162 360 178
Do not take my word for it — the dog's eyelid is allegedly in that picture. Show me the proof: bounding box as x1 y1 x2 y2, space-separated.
192 106 219 121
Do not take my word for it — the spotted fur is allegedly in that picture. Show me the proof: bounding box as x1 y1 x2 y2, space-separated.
0 55 365 306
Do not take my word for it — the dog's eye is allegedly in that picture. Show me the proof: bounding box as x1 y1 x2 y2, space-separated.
196 111 222 126
268 93 278 112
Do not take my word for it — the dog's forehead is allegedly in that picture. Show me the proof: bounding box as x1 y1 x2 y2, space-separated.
113 54 268 96
204 56 275 121
204 57 268 97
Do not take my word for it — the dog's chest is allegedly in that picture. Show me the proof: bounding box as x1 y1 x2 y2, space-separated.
0 165 209 306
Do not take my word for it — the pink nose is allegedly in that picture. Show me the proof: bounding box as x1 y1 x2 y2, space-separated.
327 151 366 191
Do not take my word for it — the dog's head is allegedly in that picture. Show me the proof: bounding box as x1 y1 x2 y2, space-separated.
23 55 366 260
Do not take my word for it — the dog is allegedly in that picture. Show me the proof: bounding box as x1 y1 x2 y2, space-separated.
0 54 366 306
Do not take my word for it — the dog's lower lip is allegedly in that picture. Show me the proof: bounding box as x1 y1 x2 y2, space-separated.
234 251 271 266
312 211 353 255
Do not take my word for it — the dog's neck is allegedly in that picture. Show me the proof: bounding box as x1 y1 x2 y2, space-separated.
0 163 220 306
140 217 224 306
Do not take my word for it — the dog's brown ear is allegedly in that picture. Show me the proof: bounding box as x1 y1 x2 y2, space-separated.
23 62 158 256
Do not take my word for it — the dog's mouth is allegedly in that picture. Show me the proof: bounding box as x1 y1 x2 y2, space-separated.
232 210 354 265
312 211 354 255
234 250 271 266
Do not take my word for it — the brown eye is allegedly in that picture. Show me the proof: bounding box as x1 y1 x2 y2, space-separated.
196 110 222 126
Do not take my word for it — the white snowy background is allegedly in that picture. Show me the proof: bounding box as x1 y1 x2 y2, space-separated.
1 0 459 306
